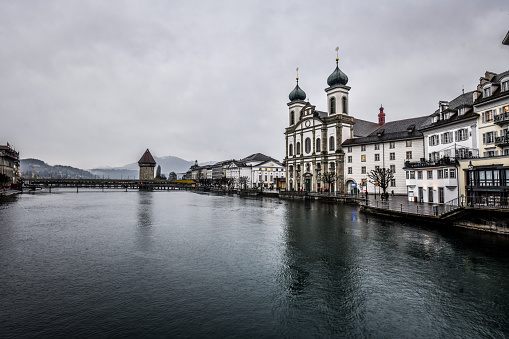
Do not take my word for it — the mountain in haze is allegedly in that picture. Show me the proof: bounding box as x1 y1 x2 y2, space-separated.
20 158 95 179
89 155 216 179
20 156 217 180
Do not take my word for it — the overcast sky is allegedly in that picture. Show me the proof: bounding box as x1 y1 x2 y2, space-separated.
1 0 508 169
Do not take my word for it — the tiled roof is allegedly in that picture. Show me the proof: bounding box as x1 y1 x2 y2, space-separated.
241 153 273 163
353 118 379 137
475 69 509 105
138 149 156 165
420 91 476 130
342 116 428 146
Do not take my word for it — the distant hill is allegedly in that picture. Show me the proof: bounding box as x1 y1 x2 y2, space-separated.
90 156 216 180
20 158 95 179
21 156 217 180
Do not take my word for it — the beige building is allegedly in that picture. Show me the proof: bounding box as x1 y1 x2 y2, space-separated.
0 144 19 186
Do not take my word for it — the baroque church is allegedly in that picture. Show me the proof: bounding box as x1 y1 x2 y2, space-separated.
285 56 355 193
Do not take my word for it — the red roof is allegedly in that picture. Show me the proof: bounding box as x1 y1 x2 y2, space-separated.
138 149 156 165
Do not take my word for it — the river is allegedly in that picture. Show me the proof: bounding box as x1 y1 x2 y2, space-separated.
1 190 508 338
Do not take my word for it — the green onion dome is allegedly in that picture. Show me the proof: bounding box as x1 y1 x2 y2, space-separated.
289 78 306 101
327 58 348 87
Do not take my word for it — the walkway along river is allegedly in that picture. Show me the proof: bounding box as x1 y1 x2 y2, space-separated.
1 190 509 337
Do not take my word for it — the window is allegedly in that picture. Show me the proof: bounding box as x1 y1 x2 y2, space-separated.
329 136 335 151
361 166 366 174
289 144 293 156
444 169 448 178
361 155 366 162
347 156 352 163
330 162 335 171
390 153 395 160
427 170 433 179
348 167 352 174
455 128 468 141
418 171 423 179
483 131 495 144
390 179 396 187
441 132 453 144
483 110 494 123
389 142 395 149
438 170 443 179
410 171 415 179
305 138 311 154
375 154 380 161
316 138 321 152
290 111 295 125
347 146 352 152
390 165 396 173
484 87 492 97
342 96 347 114
375 144 380 150
375 165 380 170
296 142 301 155
406 140 412 147
406 151 412 159
429 135 440 146
502 80 509 92
330 97 336 114
361 145 366 152
406 171 409 179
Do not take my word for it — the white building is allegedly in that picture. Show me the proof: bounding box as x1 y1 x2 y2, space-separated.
404 91 478 204
343 112 428 196
284 57 355 193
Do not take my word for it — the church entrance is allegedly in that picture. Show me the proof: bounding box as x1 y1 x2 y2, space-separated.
305 179 311 192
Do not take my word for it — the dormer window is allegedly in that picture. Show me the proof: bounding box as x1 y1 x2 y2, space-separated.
377 129 384 137
502 80 509 92
458 107 465 115
484 86 492 97
407 124 415 133
433 115 439 123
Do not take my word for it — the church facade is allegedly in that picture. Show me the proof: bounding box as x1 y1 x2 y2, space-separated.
284 57 354 193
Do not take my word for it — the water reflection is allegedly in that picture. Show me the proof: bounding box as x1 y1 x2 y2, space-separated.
136 191 153 252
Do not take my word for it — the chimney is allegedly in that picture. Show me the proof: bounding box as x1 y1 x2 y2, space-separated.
378 105 386 126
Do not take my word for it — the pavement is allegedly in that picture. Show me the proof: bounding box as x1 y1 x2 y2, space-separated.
357 194 451 216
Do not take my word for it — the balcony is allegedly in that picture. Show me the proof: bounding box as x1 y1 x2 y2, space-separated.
494 113 509 125
495 134 509 147
404 157 458 169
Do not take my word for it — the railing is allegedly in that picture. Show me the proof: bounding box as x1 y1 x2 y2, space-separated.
495 135 509 146
494 113 509 124
442 197 461 214
466 196 509 209
404 155 479 169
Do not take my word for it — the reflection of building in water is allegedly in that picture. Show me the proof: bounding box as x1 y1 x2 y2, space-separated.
138 149 156 180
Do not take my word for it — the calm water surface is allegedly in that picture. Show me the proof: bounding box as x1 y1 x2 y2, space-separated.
1 190 509 338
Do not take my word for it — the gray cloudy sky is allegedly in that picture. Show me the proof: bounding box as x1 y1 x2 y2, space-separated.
1 0 508 169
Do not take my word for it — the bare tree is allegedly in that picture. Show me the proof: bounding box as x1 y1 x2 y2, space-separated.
238 176 250 190
317 171 338 193
367 167 394 196
156 165 161 179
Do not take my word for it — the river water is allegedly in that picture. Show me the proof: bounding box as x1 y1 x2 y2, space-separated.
1 190 508 338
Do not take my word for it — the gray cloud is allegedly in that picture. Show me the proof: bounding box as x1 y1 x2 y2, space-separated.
1 0 507 169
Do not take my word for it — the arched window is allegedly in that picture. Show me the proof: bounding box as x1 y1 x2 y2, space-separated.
305 138 311 154
290 111 295 125
289 144 293 156
329 136 335 151
342 96 347 114
296 142 301 155
316 138 321 152
330 97 336 114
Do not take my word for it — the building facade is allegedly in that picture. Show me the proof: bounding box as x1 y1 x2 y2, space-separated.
0 144 20 187
285 57 354 193
343 116 427 196
404 91 479 203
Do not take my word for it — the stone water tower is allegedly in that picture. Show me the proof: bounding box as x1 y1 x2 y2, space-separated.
138 149 156 180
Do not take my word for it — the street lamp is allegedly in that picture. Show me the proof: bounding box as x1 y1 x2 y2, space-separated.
468 160 474 207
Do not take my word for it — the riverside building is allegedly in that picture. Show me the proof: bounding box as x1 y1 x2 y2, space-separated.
284 56 354 193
